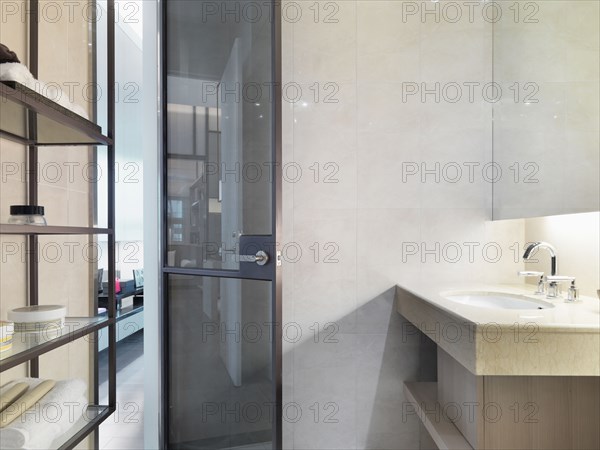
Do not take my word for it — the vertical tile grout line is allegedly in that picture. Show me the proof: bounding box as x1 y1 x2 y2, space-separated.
420 10 427 282
416 2 423 286
490 1 495 221
289 10 296 448
353 2 359 448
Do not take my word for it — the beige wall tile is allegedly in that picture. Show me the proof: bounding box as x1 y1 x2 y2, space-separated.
0 0 28 61
283 1 514 446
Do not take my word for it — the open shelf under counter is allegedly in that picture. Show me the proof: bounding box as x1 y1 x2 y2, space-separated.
403 382 472 450
0 316 112 372
0 224 112 235
0 80 112 147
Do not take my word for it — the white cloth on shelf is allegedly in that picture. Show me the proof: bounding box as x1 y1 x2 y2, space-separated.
0 378 88 449
0 62 89 119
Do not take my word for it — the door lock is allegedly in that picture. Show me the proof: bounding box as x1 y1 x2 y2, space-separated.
239 250 269 266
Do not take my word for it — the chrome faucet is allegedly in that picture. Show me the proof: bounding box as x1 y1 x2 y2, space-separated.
523 242 557 276
519 242 558 295
521 242 579 301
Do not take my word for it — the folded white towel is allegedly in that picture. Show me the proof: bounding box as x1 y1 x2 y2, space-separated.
0 63 89 119
0 378 88 449
0 395 87 450
0 63 36 89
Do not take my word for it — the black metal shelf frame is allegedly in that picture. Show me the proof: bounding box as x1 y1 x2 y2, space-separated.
0 1 117 449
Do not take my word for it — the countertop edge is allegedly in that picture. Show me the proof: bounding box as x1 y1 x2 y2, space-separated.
395 284 600 376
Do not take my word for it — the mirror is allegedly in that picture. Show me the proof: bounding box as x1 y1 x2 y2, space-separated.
492 1 599 219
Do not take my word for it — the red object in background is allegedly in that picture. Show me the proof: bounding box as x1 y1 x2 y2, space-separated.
115 278 121 294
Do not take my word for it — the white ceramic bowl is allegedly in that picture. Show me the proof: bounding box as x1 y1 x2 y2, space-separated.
8 305 67 323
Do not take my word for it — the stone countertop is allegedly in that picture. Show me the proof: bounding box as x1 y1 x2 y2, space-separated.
398 282 600 332
396 283 600 376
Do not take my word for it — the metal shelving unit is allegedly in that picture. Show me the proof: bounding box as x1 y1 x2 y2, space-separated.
0 1 117 448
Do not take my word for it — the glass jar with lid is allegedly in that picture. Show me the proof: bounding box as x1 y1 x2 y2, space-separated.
8 205 47 226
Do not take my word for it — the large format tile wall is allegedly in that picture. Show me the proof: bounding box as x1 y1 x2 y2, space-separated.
281 1 524 448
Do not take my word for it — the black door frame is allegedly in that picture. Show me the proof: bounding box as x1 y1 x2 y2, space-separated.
159 1 283 448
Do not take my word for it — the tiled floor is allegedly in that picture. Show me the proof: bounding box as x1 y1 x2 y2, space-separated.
98 331 145 449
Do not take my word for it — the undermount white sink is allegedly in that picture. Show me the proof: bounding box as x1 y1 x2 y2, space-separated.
442 291 555 310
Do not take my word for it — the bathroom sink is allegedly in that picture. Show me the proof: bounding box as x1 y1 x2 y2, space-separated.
442 291 555 310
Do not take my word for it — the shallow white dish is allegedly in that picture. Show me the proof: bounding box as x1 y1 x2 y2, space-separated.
8 305 67 332
8 305 67 322
0 321 14 339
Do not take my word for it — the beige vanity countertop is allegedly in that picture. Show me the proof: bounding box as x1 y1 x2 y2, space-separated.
396 283 600 376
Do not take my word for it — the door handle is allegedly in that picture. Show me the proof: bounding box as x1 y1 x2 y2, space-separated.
239 250 269 266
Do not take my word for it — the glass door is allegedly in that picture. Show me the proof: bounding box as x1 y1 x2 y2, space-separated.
162 2 281 448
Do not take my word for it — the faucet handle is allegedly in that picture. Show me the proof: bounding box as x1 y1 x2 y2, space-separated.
567 282 579 302
547 276 579 302
546 276 576 300
546 275 575 283
518 271 545 295
518 271 544 277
